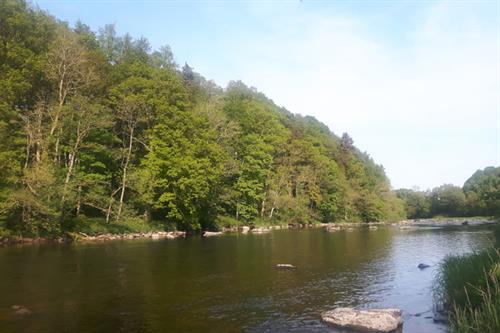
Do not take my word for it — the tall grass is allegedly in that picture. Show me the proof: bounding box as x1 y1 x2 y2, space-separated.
437 247 500 333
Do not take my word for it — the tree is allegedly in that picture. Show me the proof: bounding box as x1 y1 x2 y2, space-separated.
395 189 431 219
140 111 222 230
109 74 154 221
45 26 98 160
463 167 500 216
430 184 467 217
60 96 110 203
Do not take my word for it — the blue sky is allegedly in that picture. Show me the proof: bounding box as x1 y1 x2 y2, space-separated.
35 0 499 190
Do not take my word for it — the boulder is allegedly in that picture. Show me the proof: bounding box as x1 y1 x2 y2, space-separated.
240 226 250 234
322 308 403 333
203 231 223 237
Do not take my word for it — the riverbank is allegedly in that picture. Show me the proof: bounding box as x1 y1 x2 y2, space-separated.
1 216 496 246
405 216 496 227
0 231 188 245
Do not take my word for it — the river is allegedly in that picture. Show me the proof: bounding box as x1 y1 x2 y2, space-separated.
0 224 495 333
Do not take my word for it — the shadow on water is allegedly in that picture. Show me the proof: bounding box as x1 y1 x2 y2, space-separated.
0 225 494 333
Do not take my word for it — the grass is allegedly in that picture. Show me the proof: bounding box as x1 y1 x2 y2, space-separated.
450 268 500 333
213 215 243 230
436 245 500 333
68 216 164 236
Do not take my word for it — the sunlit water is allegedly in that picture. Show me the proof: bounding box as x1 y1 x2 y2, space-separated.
0 224 495 333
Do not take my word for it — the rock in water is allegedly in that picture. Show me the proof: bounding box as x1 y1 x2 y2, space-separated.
418 263 430 269
322 308 403 332
203 231 223 237
12 305 32 316
251 227 270 234
276 264 295 269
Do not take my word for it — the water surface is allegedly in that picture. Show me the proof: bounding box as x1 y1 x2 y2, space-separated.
0 224 494 333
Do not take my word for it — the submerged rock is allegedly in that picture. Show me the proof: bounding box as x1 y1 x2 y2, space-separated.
276 264 296 269
399 226 414 230
12 305 32 316
418 263 430 269
322 307 403 333
326 224 342 232
433 311 448 323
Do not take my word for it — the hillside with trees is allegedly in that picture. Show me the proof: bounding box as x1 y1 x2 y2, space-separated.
1 0 406 237
395 166 500 219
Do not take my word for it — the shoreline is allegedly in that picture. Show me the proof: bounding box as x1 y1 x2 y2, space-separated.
1 217 496 246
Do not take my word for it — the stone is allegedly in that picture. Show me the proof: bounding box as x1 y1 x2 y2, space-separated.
252 227 270 234
240 226 250 233
418 263 430 269
326 224 342 232
399 226 414 230
322 307 403 333
203 231 223 237
12 305 32 316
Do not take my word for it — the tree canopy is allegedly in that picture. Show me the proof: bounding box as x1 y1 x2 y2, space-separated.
396 166 500 219
1 0 410 236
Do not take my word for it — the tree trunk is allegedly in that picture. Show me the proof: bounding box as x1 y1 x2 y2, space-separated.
116 126 134 222
50 81 66 136
106 197 114 224
260 197 266 217
76 185 82 217
143 205 151 222
269 206 276 218
61 137 80 202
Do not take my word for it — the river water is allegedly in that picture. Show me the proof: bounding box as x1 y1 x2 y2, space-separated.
0 224 495 333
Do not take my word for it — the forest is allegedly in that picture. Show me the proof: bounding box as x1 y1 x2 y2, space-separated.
396 166 499 219
0 0 408 236
0 1 496 238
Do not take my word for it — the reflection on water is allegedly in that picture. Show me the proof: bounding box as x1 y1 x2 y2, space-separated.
0 225 494 333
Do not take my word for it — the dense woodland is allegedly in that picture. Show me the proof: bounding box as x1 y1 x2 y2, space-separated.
396 167 500 219
0 1 496 238
0 0 407 236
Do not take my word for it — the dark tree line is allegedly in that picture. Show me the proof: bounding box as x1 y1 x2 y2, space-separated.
0 0 406 236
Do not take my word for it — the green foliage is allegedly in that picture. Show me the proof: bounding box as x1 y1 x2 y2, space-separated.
70 217 163 235
213 215 242 231
437 249 500 333
395 189 431 218
397 167 499 219
0 0 406 236
464 167 500 217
